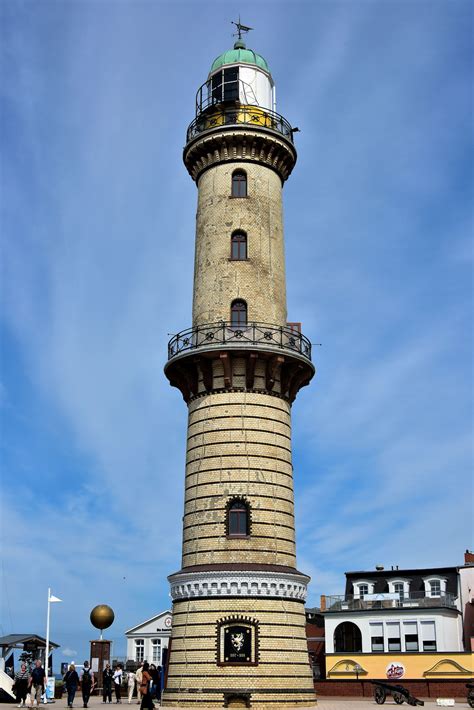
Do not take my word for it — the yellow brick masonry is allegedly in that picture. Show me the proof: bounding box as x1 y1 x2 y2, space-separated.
193 162 287 328
182 391 296 568
164 598 316 708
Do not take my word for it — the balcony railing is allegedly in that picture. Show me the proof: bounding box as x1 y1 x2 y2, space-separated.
323 592 458 612
167 321 312 362
186 105 294 144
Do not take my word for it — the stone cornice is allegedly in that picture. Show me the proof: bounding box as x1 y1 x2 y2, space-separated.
168 568 310 602
183 127 297 184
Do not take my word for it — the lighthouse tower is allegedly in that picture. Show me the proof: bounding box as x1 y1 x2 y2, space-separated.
162 29 317 709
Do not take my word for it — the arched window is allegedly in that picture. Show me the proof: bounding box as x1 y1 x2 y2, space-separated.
231 299 247 327
334 622 362 653
227 499 249 537
231 231 247 260
232 170 247 197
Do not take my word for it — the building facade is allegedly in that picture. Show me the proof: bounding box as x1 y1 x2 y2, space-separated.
321 558 474 683
162 32 317 709
125 611 172 667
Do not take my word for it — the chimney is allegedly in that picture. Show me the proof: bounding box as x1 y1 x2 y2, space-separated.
465 549 474 565
320 594 326 611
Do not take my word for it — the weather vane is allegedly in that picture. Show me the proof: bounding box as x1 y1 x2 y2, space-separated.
231 17 253 42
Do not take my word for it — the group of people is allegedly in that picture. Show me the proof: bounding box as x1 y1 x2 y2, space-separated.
12 660 46 708
133 662 161 709
12 659 162 709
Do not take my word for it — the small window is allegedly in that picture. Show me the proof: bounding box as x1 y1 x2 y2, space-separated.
394 582 405 602
231 299 247 327
231 231 247 260
232 171 247 198
228 500 249 536
429 580 441 597
151 639 161 663
358 584 369 599
135 639 144 663
223 67 239 101
405 634 419 651
388 637 401 651
370 622 384 652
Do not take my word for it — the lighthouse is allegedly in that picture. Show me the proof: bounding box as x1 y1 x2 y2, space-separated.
162 26 317 708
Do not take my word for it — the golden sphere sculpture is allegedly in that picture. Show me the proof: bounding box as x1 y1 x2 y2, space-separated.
90 605 115 631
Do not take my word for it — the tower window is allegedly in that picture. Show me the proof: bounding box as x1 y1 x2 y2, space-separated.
227 499 249 537
231 231 247 260
230 299 247 327
231 171 247 198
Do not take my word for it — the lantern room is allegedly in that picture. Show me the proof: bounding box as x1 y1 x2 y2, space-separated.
195 39 275 115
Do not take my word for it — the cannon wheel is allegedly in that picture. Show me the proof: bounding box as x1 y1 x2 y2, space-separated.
467 690 474 709
394 692 405 705
374 687 386 704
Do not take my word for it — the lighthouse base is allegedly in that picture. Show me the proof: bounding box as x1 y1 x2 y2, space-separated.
162 596 317 707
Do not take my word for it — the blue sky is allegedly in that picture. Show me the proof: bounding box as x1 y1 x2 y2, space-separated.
1 0 472 667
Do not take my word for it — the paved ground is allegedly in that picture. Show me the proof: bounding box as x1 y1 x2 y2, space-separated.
8 698 472 710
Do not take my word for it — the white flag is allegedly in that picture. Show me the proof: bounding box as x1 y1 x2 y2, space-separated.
49 594 62 603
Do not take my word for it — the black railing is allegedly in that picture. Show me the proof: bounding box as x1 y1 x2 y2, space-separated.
167 321 312 362
186 105 294 144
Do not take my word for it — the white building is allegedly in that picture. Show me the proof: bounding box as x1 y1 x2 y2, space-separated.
125 610 172 666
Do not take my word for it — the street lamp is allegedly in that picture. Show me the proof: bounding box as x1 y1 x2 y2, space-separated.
354 663 362 681
45 588 62 703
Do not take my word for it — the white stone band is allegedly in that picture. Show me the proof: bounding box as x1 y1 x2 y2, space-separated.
169 569 310 602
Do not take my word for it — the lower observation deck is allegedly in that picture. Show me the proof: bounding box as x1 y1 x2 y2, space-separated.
164 321 315 403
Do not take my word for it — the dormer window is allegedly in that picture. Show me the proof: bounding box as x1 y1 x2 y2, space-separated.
353 580 375 599
388 578 411 604
422 576 447 598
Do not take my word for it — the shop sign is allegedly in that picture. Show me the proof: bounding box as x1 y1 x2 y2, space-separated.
386 662 405 679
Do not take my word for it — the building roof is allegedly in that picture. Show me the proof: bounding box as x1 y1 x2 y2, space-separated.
0 634 59 649
210 42 269 74
125 610 171 635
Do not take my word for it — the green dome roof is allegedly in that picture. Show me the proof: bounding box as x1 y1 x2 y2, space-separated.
210 43 270 74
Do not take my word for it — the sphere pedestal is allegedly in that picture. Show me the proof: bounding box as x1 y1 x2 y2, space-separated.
90 639 111 690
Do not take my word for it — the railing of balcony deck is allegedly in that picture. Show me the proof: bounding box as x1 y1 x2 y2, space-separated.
323 592 457 612
167 321 312 362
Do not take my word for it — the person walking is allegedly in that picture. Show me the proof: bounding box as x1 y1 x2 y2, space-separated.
139 662 153 710
102 664 113 704
113 665 123 703
134 665 143 706
29 660 46 707
80 662 95 708
64 663 80 708
13 663 30 707
126 671 136 704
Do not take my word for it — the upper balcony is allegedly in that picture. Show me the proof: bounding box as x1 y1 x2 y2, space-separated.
167 321 312 364
323 592 458 612
186 104 295 145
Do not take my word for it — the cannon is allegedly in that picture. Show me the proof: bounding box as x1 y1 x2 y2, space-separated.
466 683 474 709
371 681 424 706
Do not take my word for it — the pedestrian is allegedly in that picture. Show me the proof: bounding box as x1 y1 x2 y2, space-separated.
155 667 162 705
113 665 123 703
139 662 153 710
134 665 143 705
102 664 113 704
126 670 136 704
148 666 160 702
64 663 80 708
13 663 30 707
29 660 46 707
80 662 95 708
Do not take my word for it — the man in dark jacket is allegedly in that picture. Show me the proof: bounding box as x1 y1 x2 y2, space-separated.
29 660 46 706
80 662 95 708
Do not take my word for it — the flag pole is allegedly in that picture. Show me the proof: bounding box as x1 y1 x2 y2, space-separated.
45 588 51 703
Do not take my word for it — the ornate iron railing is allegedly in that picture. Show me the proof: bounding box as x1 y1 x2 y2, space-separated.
167 321 312 362
323 592 458 612
186 105 294 144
